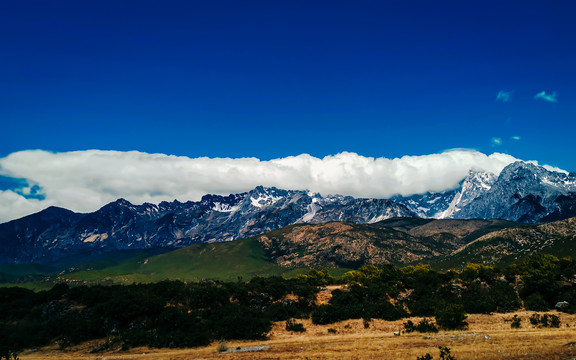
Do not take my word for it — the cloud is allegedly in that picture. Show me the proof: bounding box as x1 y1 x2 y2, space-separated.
534 91 558 103
0 149 554 223
496 90 512 102
511 136 521 141
0 189 49 225
491 137 503 146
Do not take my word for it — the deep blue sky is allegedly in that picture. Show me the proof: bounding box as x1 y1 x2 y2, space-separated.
1 1 575 170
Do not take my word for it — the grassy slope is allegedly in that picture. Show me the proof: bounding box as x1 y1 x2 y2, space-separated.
61 237 285 283
2 237 351 288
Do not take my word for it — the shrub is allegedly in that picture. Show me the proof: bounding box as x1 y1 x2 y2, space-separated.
416 346 456 360
285 319 306 332
404 320 416 332
217 342 228 353
404 319 438 333
550 314 561 328
211 305 272 340
311 305 340 325
510 315 522 329
363 318 370 329
529 313 540 326
492 281 522 312
435 304 468 330
529 313 560 328
327 328 338 334
525 293 549 311
439 346 456 360
417 354 433 360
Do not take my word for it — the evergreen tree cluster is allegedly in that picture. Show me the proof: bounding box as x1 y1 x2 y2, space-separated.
0 276 315 356
1 252 575 355
311 254 576 327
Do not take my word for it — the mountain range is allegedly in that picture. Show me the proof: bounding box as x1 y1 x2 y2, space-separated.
0 186 414 264
1 161 576 266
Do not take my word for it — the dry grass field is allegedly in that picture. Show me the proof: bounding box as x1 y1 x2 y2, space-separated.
19 311 576 360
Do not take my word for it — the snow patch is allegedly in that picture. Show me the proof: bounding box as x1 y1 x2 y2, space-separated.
82 233 109 243
250 194 282 208
368 214 390 223
300 202 321 222
212 202 239 212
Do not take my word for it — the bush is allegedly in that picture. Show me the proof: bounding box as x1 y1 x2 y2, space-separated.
529 313 560 328
510 315 522 329
439 346 456 360
404 319 438 333
285 319 306 332
416 346 456 360
327 328 338 334
550 314 561 328
211 305 272 340
217 342 228 353
435 304 468 330
525 293 550 311
491 281 522 312
363 318 370 329
311 305 340 325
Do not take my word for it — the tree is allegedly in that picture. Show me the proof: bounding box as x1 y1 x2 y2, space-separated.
435 304 468 330
517 253 561 309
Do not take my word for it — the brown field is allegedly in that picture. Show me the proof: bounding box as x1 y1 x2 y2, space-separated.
20 311 576 360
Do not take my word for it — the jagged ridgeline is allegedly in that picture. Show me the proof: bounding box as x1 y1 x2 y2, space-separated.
393 161 576 221
0 161 575 268
0 187 415 265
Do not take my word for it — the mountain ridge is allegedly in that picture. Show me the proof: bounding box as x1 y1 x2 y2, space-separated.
2 161 576 266
394 161 576 223
0 186 415 264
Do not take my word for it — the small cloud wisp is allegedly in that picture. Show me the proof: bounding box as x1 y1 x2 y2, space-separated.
534 91 558 103
496 90 512 102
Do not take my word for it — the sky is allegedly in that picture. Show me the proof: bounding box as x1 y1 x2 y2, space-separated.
0 1 575 222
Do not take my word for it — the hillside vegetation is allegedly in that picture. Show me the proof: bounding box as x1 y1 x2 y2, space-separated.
2 252 576 359
2 217 576 288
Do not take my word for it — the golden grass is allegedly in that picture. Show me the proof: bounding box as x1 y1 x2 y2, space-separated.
20 311 576 360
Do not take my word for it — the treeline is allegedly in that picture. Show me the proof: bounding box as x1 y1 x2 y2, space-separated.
0 277 316 358
308 253 576 327
1 253 576 357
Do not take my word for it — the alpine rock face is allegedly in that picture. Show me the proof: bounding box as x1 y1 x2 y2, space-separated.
395 162 576 223
392 170 497 219
0 186 416 264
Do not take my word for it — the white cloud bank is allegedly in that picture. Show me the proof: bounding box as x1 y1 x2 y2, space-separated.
0 149 557 223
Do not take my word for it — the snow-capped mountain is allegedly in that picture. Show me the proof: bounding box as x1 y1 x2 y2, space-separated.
392 170 496 218
0 186 416 264
440 170 497 218
2 161 575 265
455 162 576 222
395 161 576 223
